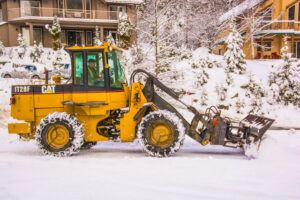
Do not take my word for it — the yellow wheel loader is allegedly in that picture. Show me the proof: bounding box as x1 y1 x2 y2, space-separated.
8 43 274 157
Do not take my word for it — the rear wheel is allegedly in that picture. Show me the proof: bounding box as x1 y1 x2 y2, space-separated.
32 75 40 79
35 112 84 157
137 110 185 157
4 74 11 78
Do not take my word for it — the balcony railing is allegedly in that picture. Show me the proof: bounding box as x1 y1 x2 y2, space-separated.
262 20 300 31
7 7 123 21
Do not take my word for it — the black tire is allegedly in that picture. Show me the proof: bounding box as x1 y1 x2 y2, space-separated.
4 74 11 78
81 141 97 150
137 110 185 157
32 75 40 79
35 112 84 157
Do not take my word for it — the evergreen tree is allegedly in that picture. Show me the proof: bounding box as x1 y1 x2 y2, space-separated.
269 35 300 106
45 16 61 50
17 33 27 59
224 15 246 75
118 12 134 49
94 26 103 46
0 41 4 57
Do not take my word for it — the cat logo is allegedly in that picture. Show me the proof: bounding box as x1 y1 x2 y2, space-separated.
41 85 56 94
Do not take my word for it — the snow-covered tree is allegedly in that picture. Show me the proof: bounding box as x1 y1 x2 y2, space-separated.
224 15 246 74
118 12 134 49
106 33 116 46
0 41 4 57
45 16 61 50
137 0 185 75
17 33 27 59
94 26 103 46
269 35 300 106
30 41 44 63
241 73 265 113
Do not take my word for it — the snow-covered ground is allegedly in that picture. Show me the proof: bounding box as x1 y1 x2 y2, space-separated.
0 127 300 200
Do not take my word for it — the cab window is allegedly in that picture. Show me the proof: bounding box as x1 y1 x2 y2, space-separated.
73 52 84 85
87 52 105 87
107 50 125 89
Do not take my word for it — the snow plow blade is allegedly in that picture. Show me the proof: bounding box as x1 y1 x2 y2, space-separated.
239 115 275 140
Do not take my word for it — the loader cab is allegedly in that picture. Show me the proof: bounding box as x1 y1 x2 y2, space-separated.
65 44 128 111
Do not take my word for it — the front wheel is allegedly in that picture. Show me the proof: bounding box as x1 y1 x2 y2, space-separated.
35 112 84 157
137 110 185 157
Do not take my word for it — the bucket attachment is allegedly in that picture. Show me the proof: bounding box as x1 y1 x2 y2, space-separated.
239 114 275 141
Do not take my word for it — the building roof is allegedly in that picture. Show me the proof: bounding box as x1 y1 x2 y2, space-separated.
219 0 264 22
105 0 143 4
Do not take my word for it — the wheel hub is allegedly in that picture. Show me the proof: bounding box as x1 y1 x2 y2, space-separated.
149 123 174 148
46 124 70 149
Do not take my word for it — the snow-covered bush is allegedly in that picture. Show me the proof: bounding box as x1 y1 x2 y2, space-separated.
194 68 209 87
94 26 103 46
269 35 300 107
30 41 44 63
199 57 220 69
17 33 26 59
224 15 246 74
45 16 61 50
52 48 63 71
118 12 133 49
0 41 4 57
106 33 116 46
241 73 265 113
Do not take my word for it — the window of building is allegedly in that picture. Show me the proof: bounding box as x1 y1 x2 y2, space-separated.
218 49 223 55
288 5 295 21
109 6 126 20
21 1 40 17
67 31 84 46
58 0 91 10
86 31 92 46
0 4 2 22
33 28 43 45
257 42 262 52
264 41 272 52
22 27 43 46
298 2 300 21
104 29 117 41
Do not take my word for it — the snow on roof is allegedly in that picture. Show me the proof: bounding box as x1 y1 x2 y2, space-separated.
220 0 264 22
105 0 143 4
0 22 7 26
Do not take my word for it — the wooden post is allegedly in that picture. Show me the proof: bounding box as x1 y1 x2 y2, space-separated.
100 27 104 42
29 23 34 46
291 35 295 57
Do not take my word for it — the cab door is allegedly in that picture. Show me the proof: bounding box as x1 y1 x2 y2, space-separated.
86 50 108 116
106 50 127 110
71 51 87 105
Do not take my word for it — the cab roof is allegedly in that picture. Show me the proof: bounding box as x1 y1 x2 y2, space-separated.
65 42 122 51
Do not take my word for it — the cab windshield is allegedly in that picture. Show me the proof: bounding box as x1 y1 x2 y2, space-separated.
107 50 126 89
